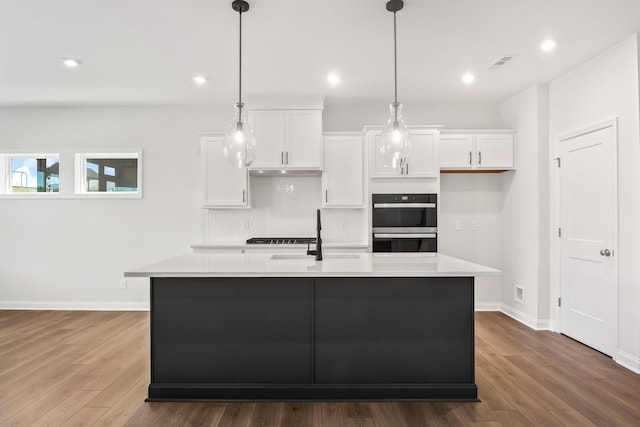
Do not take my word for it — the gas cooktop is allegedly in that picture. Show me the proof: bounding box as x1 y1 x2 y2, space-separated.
246 237 316 245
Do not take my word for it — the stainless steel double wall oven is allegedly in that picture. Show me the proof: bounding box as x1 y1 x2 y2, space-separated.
372 193 438 252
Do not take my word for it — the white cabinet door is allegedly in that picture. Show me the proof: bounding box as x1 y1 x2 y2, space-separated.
370 131 400 177
248 110 286 168
323 135 363 207
405 130 439 177
248 109 322 169
476 134 515 169
370 129 439 178
286 110 323 169
202 136 247 207
440 134 474 168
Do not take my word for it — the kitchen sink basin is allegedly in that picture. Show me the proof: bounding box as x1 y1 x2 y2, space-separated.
269 254 360 261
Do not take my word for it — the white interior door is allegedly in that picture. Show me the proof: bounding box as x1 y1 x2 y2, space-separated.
559 125 616 356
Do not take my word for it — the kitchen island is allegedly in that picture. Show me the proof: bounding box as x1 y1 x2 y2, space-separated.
126 252 499 402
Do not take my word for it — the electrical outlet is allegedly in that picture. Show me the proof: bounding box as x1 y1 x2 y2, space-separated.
471 220 478 231
119 278 127 290
455 220 463 231
514 285 524 303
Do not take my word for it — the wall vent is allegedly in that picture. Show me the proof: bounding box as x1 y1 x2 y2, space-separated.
489 55 517 70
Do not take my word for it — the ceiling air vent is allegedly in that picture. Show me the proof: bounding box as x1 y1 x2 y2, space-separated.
489 55 516 70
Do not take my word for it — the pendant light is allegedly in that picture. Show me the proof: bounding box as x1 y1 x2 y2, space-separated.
379 0 411 171
223 0 256 168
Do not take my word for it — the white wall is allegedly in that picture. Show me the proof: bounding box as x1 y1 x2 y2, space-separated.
548 34 640 372
499 84 550 329
439 174 503 309
324 100 504 131
0 106 229 309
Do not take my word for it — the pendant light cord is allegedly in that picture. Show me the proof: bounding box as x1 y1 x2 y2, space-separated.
393 10 399 123
393 10 398 105
238 9 243 105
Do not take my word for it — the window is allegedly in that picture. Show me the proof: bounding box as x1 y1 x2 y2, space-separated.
2 154 60 194
75 152 142 197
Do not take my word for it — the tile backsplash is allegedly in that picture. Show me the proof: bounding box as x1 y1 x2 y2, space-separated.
207 176 367 243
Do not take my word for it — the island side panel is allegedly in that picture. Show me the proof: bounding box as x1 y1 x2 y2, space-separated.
151 277 313 384
314 277 474 385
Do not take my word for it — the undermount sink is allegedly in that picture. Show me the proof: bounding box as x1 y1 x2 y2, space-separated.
269 254 360 261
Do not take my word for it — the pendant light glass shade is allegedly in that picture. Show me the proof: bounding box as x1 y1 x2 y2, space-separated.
223 102 255 168
380 102 411 169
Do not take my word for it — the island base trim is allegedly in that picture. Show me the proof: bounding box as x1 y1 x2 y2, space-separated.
147 383 479 402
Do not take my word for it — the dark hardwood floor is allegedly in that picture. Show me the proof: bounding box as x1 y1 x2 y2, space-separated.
1 310 639 426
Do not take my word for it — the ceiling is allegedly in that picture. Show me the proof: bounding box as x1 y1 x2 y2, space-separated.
2 0 640 106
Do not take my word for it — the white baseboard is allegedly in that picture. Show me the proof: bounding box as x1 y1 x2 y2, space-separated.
615 350 640 374
499 303 551 331
0 301 150 311
475 302 502 311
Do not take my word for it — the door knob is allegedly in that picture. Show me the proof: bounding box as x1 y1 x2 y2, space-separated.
600 249 611 257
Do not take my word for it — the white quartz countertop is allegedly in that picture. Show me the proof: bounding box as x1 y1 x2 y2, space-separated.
125 252 500 278
190 242 369 250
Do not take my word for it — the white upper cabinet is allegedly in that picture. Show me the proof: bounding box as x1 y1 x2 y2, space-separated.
323 134 364 208
405 129 440 177
201 136 248 208
476 134 515 169
440 131 515 171
248 109 323 170
286 110 323 168
439 134 474 168
249 110 286 168
370 128 440 178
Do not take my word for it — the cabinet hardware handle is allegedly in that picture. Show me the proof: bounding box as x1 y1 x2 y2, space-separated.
325 189 328 203
406 163 409 175
479 151 482 165
285 151 289 165
469 151 472 165
281 151 284 165
242 189 245 203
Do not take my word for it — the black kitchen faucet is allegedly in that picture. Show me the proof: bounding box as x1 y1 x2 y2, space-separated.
306 209 323 261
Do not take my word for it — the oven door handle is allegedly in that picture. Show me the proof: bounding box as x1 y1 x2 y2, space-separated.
373 203 436 208
374 233 437 239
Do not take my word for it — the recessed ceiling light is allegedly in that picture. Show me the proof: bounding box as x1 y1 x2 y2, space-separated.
462 72 475 85
62 58 80 68
327 72 341 86
193 75 207 85
540 39 557 52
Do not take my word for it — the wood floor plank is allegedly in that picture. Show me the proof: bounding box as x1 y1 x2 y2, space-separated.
180 402 227 427
248 402 284 427
217 402 256 427
1 310 640 426
84 358 147 408
30 390 101 427
312 402 348 427
550 409 599 426
92 376 149 427
0 374 95 426
0 352 88 411
61 406 110 427
423 403 466 426
280 402 314 427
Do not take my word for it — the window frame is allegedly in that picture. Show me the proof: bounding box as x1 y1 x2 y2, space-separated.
0 153 61 197
74 151 143 198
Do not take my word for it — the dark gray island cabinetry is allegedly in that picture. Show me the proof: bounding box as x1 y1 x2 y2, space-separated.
125 253 499 401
